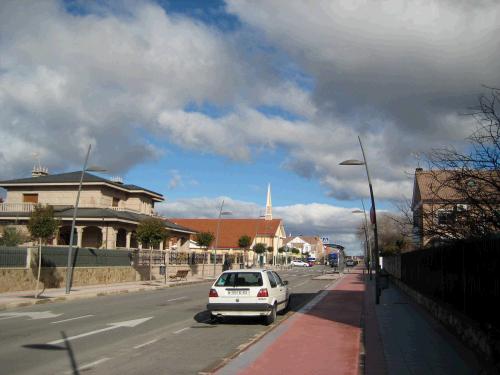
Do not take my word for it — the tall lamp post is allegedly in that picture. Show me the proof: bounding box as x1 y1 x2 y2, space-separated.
340 135 381 304
65 144 106 294
352 200 372 280
213 200 232 276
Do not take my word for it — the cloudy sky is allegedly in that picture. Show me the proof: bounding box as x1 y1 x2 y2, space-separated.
1 0 499 254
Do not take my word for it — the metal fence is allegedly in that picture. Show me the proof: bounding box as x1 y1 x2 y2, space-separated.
0 247 27 267
1 247 231 268
131 250 226 266
384 236 500 332
0 246 132 268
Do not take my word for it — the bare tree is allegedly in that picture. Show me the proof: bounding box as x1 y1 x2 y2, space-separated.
423 87 500 242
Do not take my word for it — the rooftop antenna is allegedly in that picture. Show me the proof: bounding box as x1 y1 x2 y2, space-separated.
411 152 422 168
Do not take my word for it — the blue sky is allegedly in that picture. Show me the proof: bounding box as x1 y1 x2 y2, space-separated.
1 0 498 254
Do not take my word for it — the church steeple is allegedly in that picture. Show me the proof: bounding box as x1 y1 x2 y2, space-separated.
265 183 272 220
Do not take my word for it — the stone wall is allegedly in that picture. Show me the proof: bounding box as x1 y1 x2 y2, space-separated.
0 262 223 293
0 266 138 293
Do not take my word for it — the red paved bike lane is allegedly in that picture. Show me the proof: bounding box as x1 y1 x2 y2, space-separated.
222 270 365 375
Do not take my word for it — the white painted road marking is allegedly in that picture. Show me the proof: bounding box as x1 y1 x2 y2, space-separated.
64 357 111 374
0 311 63 320
51 315 94 324
173 327 190 334
47 317 153 345
167 296 188 302
133 339 158 349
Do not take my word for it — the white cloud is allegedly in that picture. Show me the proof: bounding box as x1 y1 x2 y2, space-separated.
0 1 246 177
158 196 367 254
1 0 498 204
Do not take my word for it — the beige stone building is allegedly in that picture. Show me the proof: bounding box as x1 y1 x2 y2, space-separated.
411 167 499 248
0 169 195 249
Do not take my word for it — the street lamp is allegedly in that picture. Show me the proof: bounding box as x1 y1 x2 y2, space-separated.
340 135 381 304
213 200 232 276
65 144 106 294
352 200 372 280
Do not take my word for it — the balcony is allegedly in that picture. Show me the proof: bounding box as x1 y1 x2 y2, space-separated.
0 202 158 216
0 203 36 212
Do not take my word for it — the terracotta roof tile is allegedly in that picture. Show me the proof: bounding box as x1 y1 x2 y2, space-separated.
169 218 283 249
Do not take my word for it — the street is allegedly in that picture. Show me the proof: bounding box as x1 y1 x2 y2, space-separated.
0 267 334 375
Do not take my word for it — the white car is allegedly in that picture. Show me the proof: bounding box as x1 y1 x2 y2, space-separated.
207 269 290 325
290 260 308 267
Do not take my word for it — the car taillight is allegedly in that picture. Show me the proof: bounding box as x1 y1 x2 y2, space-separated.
257 288 269 297
209 288 218 297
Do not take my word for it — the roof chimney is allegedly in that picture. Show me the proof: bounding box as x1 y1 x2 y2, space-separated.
111 176 123 184
32 166 49 177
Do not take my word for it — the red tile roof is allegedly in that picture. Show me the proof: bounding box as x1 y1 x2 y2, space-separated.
169 218 283 249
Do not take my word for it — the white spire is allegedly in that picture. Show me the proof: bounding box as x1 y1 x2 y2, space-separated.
265 183 272 220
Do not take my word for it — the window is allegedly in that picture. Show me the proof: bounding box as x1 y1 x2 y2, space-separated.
23 194 38 203
437 209 455 225
215 272 263 287
215 272 236 287
267 272 277 288
112 197 120 207
272 272 283 286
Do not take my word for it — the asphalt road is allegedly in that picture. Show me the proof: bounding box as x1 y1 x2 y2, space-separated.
0 266 336 375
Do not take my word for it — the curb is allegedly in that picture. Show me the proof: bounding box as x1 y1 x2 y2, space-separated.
0 279 211 311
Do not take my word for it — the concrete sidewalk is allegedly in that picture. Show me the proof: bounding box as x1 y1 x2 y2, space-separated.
0 277 210 310
215 267 481 375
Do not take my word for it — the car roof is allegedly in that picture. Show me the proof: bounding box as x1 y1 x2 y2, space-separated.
222 269 268 273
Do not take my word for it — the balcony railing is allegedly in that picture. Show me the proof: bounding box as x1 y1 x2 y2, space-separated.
0 203 36 212
0 202 157 216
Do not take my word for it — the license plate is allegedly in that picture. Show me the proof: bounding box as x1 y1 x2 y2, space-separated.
228 290 249 296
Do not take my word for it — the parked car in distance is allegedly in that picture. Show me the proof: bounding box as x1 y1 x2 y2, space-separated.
207 270 290 325
345 259 354 267
291 260 308 267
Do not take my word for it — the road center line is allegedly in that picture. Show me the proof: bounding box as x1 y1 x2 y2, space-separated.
64 357 111 374
133 339 158 349
167 296 188 302
173 327 190 334
51 315 95 324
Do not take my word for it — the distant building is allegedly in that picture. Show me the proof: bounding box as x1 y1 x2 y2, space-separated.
0 169 194 249
284 236 325 259
170 183 287 262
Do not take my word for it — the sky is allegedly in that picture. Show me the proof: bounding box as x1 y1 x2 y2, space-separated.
1 0 499 255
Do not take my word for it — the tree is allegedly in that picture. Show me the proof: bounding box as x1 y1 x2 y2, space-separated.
27 204 58 298
291 248 300 255
136 218 169 282
277 246 285 254
195 231 215 277
0 226 27 246
423 87 500 242
357 212 412 256
238 234 252 267
253 243 266 268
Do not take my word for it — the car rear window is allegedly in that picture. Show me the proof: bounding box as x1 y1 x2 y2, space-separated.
215 272 263 287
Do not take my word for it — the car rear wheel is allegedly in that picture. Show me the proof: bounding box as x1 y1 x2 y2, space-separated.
264 304 277 325
279 296 291 315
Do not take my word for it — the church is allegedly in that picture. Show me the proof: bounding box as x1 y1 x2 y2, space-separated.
170 185 287 264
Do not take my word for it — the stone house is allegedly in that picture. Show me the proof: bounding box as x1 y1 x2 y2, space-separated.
0 169 195 249
411 167 499 247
